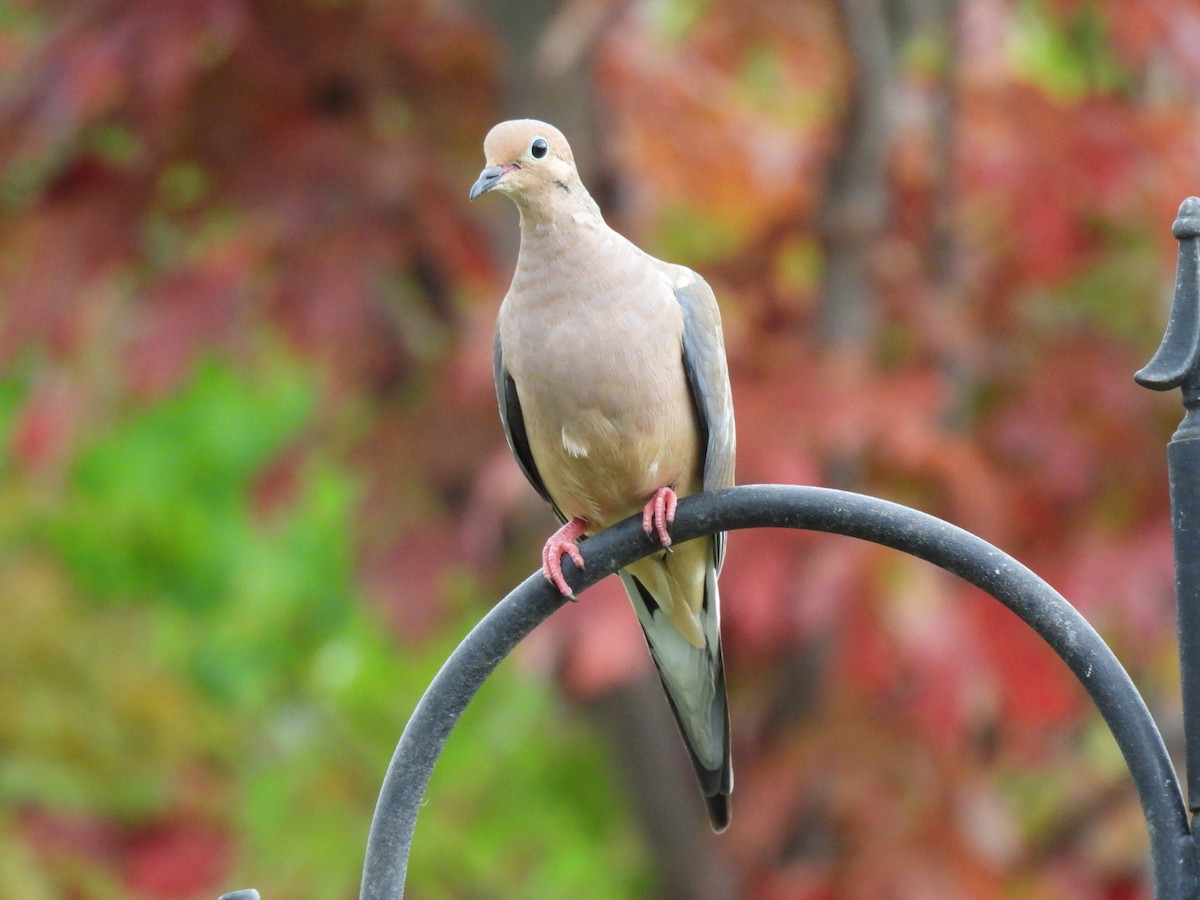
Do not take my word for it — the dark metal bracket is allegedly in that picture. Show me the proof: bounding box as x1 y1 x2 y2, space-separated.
219 200 1200 899
1138 197 1200 832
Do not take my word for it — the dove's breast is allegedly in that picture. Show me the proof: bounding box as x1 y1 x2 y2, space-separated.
499 234 702 528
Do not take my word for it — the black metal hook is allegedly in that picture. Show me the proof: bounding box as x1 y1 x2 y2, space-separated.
356 485 1192 899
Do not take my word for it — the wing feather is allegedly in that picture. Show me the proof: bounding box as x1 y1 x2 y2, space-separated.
494 328 566 523
675 275 736 568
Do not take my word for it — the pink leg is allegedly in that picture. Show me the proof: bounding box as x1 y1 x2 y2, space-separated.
542 517 588 598
641 486 678 548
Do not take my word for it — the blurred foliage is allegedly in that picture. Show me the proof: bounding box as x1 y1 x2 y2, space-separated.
2 0 1200 897
0 354 643 898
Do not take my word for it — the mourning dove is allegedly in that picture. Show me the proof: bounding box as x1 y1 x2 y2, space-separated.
470 120 736 831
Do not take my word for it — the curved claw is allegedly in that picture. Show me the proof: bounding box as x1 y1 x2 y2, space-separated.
541 518 588 598
641 487 678 548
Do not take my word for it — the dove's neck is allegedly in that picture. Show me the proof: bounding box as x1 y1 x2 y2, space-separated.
515 182 603 232
509 196 644 317
514 189 612 267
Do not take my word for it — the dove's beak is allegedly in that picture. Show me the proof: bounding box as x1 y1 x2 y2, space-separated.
469 164 516 201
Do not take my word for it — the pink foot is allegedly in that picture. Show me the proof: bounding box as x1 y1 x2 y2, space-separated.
641 486 678 548
542 517 588 597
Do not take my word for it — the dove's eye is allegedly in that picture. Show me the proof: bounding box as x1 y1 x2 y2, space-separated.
530 137 549 159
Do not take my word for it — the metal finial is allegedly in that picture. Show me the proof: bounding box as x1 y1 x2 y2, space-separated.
1135 197 1200 392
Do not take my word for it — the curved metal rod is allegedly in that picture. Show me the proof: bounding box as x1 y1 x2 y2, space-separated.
360 484 1195 899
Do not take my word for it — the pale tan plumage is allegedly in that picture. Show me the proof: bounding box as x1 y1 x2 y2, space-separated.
471 119 736 830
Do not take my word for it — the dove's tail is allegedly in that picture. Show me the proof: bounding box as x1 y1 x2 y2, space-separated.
619 546 732 832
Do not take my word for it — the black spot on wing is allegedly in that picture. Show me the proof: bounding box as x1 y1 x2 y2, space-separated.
627 572 662 616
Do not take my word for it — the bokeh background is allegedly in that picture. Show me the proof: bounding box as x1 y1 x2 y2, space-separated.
2 0 1199 897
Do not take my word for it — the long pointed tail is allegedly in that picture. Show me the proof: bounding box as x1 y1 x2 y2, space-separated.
619 557 732 832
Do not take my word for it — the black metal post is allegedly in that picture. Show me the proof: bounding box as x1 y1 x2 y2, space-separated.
1137 196 1200 815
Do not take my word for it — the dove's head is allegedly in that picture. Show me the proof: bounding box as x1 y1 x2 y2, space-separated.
468 120 585 213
